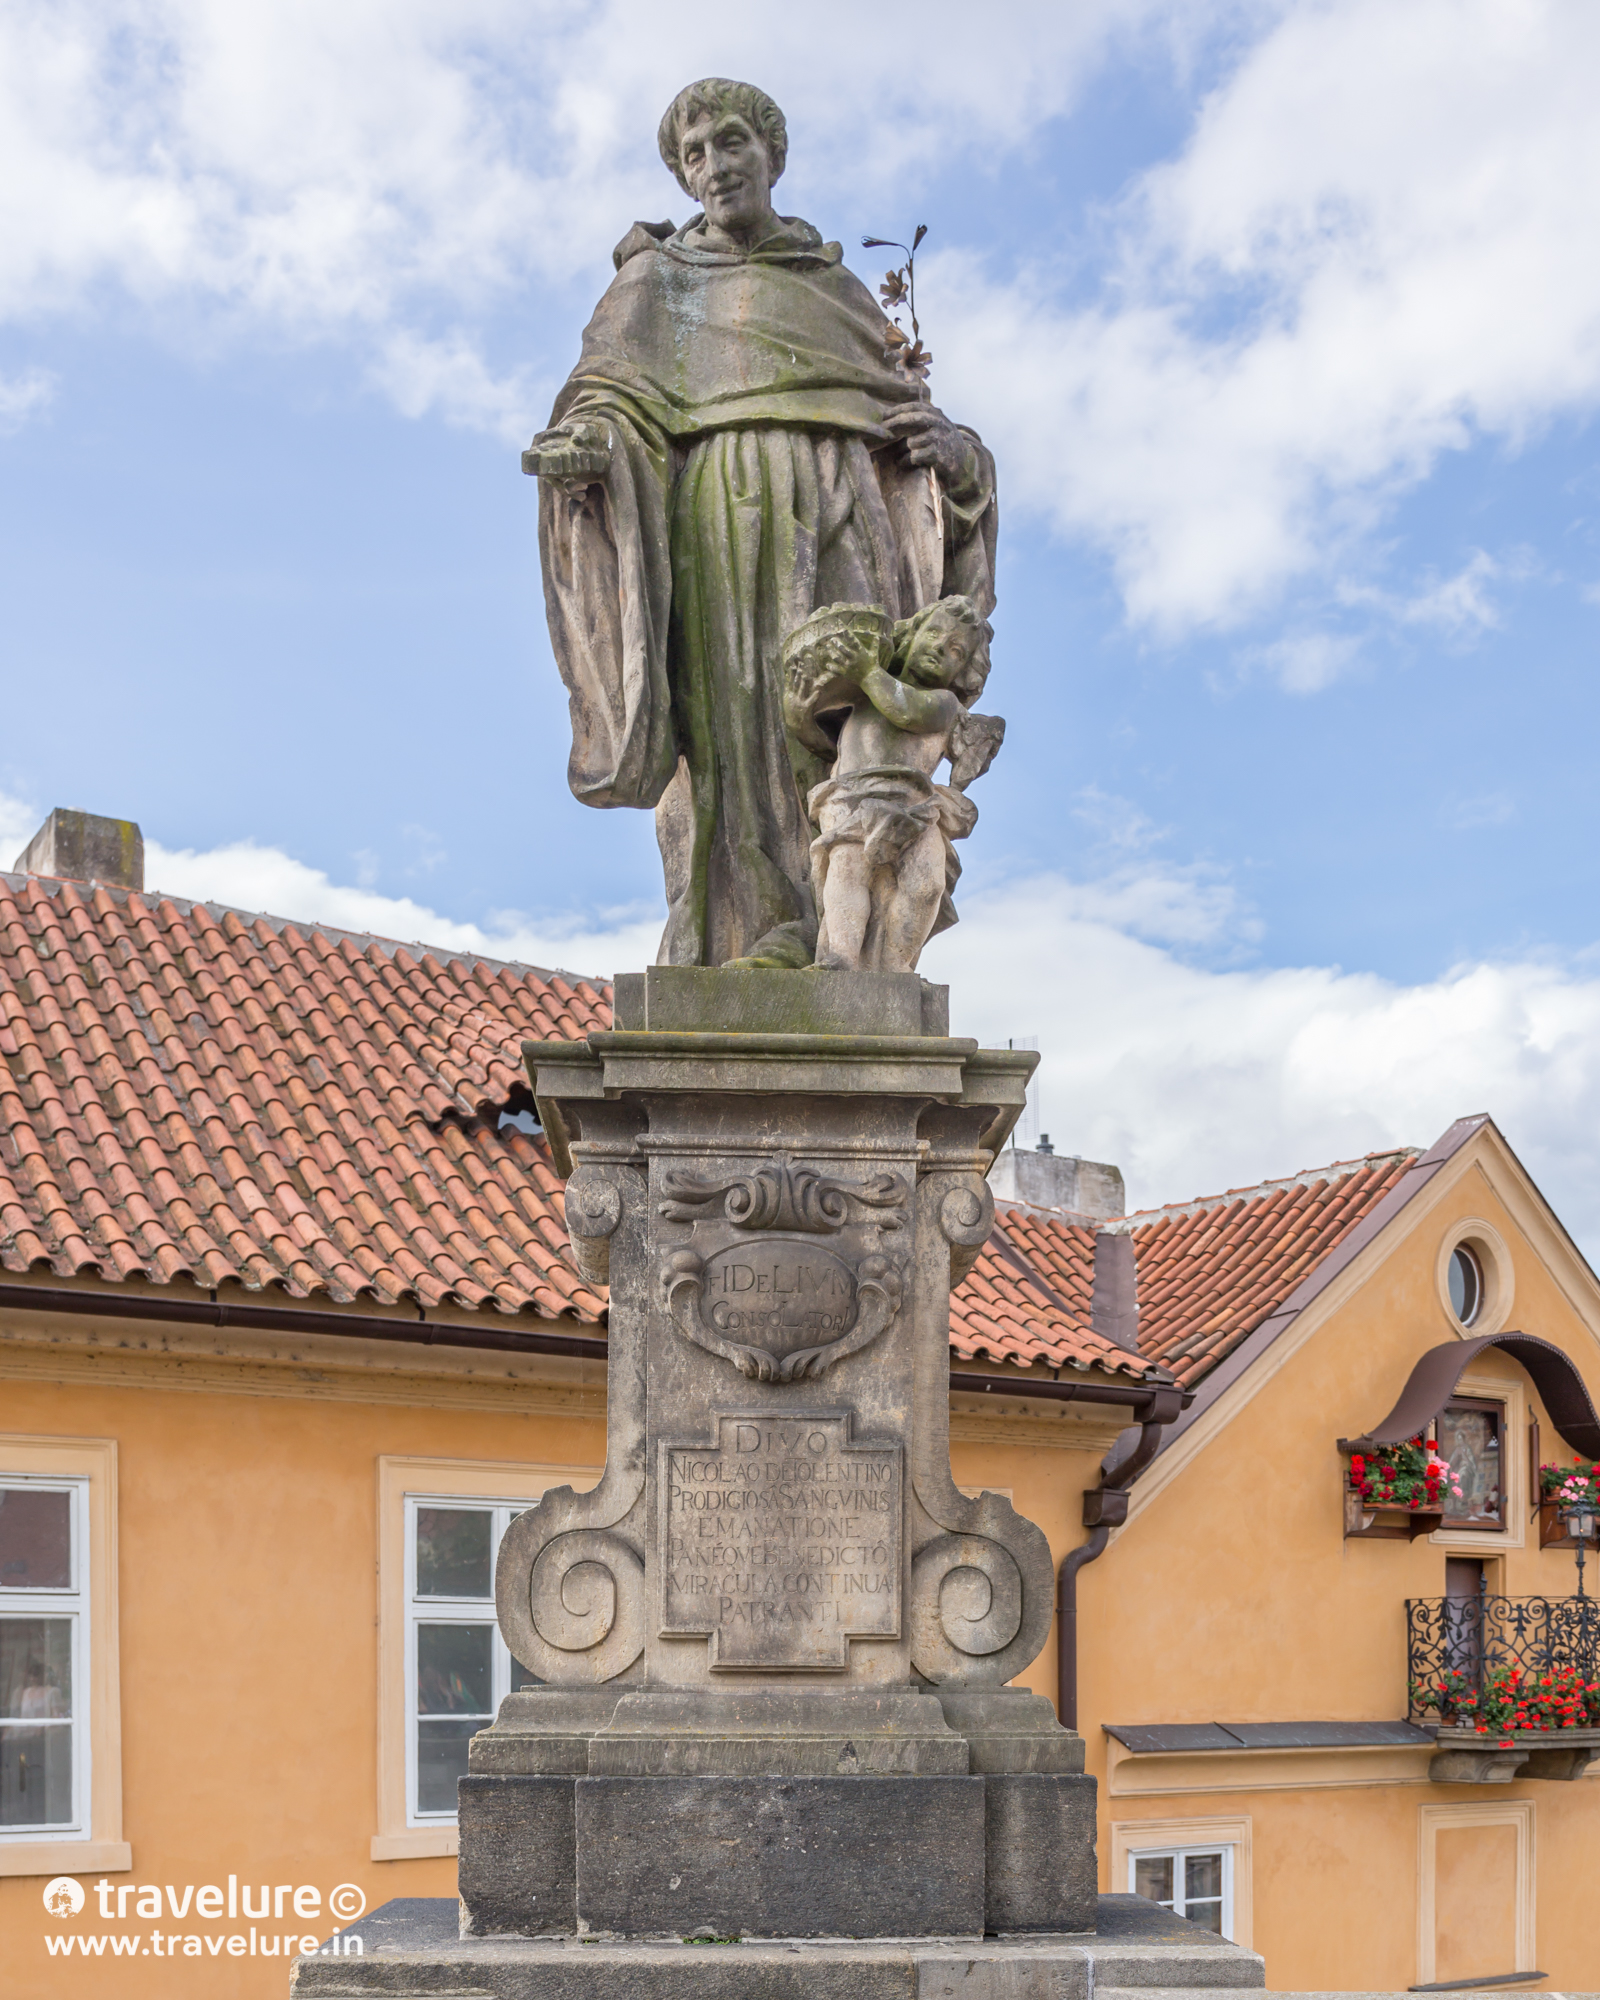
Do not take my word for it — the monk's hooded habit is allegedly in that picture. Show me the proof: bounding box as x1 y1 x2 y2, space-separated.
539 213 998 967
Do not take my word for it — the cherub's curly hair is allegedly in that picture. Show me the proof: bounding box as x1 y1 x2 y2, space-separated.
889 595 992 690
657 79 787 196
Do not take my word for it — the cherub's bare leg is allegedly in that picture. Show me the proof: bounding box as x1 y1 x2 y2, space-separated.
878 828 947 974
815 843 872 970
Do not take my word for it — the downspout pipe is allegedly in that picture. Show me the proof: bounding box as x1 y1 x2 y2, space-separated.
1057 1386 1185 1728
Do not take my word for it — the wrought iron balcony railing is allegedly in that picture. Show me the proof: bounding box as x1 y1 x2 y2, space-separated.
1406 1593 1600 1723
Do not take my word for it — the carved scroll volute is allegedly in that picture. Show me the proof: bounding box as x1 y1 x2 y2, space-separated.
496 1500 645 1685
910 1533 1023 1681
938 1176 994 1286
563 1169 624 1284
907 1491 1056 1686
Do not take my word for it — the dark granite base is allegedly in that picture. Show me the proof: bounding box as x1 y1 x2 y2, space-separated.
982 1773 1097 1933
294 1893 1266 1998
459 1774 576 1937
575 1773 986 1938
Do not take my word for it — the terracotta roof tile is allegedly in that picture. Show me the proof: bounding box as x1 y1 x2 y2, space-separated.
948 1207 1157 1380
1113 1150 1419 1385
0 873 608 1321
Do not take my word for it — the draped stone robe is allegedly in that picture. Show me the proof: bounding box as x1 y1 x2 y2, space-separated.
539 214 998 967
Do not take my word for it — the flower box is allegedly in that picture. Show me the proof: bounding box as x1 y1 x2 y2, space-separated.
1434 1724 1600 1748
1430 1725 1600 1783
1344 1435 1461 1539
1538 1462 1599 1546
1539 1498 1579 1548
1344 1487 1444 1540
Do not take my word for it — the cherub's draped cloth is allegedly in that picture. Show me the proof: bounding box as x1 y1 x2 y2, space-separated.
539 215 998 966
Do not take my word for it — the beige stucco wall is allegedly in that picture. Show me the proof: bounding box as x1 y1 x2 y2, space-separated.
0 1331 608 2000
1070 1140 1600 1991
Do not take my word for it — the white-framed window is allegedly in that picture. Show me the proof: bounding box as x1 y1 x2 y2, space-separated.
1128 1841 1234 1937
403 1496 540 1824
0 1476 90 1840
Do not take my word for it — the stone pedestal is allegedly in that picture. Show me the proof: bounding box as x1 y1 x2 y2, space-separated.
364 969 1106 1988
291 1893 1269 1997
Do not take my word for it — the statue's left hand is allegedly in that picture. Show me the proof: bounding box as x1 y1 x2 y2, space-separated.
521 421 611 492
881 405 980 493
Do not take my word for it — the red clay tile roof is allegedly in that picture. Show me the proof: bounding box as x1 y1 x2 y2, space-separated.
1116 1150 1420 1386
0 870 1168 1379
0 873 608 1320
950 1211 1152 1379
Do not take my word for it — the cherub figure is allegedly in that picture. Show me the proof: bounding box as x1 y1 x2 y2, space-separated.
781 595 1005 974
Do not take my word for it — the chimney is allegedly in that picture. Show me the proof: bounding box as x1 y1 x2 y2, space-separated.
13 809 144 892
988 1143 1126 1222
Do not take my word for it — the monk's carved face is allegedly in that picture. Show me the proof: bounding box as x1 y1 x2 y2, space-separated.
678 110 774 238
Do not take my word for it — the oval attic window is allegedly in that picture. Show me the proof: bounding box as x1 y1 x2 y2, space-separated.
1449 1243 1483 1326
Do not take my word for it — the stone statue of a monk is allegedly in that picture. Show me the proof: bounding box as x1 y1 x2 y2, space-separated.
525 77 999 968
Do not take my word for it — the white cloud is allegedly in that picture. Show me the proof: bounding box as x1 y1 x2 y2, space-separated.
0 0 1177 359
938 0 1600 634
9 0 1592 642
1442 791 1516 833
140 831 662 982
368 330 548 443
1338 549 1510 638
1395 552 1505 636
923 872 1600 1257
0 786 656 976
0 789 41 862
0 366 55 432
1242 631 1360 695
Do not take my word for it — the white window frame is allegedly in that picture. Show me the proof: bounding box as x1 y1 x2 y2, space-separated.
1126 1840 1235 1939
0 1474 91 1842
374 1454 600 1862
403 1495 532 1827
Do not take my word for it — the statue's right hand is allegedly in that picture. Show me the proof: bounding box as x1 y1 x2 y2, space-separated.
520 422 611 490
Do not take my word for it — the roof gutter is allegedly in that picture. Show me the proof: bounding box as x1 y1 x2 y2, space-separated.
949 1368 1181 1412
0 1282 610 1363
0 1285 1188 1402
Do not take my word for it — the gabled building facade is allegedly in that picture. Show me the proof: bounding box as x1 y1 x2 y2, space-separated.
0 856 1596 1994
1070 1114 1600 1992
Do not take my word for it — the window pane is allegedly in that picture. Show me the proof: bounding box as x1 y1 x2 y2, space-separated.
416 1718 477 1815
0 1720 73 1826
0 1618 72 1719
510 1659 543 1692
1185 1898 1225 1935
1134 1855 1174 1904
0 1490 71 1590
416 1623 492 1715
1438 1406 1502 1523
1448 1246 1481 1325
1185 1852 1223 1902
415 1508 492 1598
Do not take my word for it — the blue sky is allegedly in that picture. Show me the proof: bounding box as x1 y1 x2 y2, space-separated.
5 1 1600 1236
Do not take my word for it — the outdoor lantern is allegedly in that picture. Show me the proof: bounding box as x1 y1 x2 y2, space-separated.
1561 1498 1597 1601
1562 1500 1599 1543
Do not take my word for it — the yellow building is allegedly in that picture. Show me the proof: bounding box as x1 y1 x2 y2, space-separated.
1 856 1597 1995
